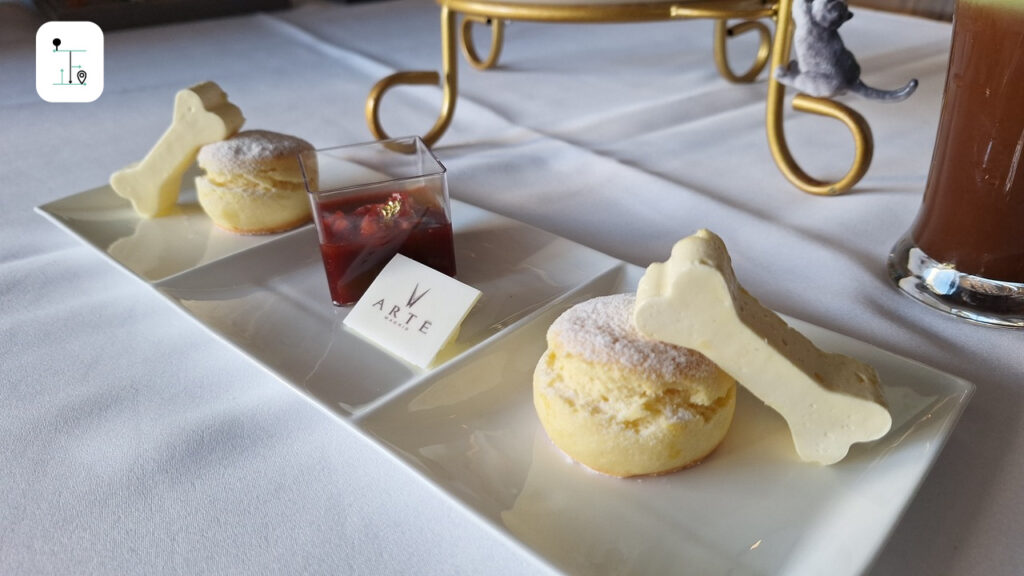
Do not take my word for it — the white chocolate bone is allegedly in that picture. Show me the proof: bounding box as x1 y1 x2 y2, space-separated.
633 230 891 465
111 81 244 217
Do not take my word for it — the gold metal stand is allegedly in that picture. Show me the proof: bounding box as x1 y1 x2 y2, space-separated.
366 0 874 195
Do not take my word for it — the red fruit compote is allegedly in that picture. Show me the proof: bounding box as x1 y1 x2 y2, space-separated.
314 188 456 306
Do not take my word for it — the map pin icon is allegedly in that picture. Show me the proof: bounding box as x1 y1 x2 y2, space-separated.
77 70 87 85
53 38 61 51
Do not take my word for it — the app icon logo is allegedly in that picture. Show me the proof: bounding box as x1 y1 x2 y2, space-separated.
36 21 104 103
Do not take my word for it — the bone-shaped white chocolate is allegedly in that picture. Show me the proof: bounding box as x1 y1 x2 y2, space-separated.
111 81 244 218
633 230 891 465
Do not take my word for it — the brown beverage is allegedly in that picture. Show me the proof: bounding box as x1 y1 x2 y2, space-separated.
911 0 1024 282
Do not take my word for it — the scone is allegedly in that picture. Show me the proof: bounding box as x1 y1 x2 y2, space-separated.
533 294 735 477
195 129 315 234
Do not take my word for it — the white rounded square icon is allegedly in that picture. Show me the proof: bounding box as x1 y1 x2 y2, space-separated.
36 21 104 103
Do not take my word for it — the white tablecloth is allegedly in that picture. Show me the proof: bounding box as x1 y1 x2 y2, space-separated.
1 1 1020 574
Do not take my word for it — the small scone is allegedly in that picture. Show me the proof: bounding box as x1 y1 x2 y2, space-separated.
195 130 315 234
533 294 735 477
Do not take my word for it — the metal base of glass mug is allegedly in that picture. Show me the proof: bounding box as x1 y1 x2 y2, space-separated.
888 234 1024 328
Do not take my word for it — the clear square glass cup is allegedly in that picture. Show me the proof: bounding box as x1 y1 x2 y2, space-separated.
299 136 457 306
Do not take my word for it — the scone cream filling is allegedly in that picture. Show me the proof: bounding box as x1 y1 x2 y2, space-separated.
536 351 735 432
200 173 304 196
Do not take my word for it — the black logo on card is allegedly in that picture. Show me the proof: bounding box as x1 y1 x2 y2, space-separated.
373 283 433 334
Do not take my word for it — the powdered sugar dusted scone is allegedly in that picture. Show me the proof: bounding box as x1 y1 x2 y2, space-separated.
195 130 315 234
533 293 735 477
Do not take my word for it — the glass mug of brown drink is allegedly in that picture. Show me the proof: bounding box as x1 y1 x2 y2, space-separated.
888 0 1024 327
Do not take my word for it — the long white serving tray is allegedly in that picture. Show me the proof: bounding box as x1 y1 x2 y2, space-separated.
38 185 974 576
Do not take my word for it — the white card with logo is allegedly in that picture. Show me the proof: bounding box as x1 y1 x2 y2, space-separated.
343 254 481 368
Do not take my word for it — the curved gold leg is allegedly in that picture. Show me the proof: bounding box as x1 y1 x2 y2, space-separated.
713 19 771 84
460 15 505 70
366 6 459 147
765 0 874 195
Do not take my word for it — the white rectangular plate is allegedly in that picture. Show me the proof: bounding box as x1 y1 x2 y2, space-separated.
36 174 294 283
38 186 974 576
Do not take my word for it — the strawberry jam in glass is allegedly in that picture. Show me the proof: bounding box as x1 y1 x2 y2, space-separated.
300 137 456 306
